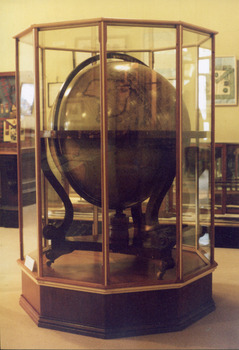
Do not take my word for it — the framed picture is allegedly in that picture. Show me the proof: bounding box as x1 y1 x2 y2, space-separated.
0 72 16 142
215 56 237 106
0 72 15 117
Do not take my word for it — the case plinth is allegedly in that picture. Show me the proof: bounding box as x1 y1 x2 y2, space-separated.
20 271 215 339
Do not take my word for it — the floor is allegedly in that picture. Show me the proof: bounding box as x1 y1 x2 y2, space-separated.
1 225 239 350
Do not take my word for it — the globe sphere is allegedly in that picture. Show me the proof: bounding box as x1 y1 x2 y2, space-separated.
49 55 190 210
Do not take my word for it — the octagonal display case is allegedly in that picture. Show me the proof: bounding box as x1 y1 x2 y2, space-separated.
15 18 217 338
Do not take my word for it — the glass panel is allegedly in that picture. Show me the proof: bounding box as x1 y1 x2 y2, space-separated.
106 25 177 285
40 26 104 284
182 33 198 254
39 26 99 52
182 29 210 47
18 33 37 263
182 29 212 276
198 38 212 261
105 25 176 65
154 47 176 83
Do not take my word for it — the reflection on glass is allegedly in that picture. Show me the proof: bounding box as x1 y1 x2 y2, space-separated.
20 83 34 116
19 40 38 261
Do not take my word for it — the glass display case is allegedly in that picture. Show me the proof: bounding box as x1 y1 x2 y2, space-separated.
215 143 239 214
15 18 217 338
0 72 35 227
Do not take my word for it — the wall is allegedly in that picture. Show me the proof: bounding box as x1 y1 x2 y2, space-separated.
1 0 239 143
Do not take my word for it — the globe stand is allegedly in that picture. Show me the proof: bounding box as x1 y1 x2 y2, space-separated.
110 210 129 249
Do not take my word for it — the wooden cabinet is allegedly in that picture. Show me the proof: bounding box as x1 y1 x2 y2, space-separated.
0 151 18 227
0 71 36 227
0 146 35 227
215 143 239 214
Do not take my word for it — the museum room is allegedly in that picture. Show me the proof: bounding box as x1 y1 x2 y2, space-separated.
0 0 239 349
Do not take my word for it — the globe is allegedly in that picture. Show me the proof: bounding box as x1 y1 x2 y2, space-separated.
49 53 190 212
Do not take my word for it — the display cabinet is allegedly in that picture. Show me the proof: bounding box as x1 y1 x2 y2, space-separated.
215 143 239 214
15 18 217 338
214 143 239 248
0 72 18 226
0 72 35 227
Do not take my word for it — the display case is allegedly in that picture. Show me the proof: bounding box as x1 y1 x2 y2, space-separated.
15 18 217 338
214 143 239 248
0 72 35 227
215 143 239 214
0 72 18 226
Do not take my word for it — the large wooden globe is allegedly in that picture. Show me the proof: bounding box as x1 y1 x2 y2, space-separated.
49 54 190 211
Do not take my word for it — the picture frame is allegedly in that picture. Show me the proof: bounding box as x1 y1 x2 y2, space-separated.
215 56 237 106
0 72 16 143
0 72 15 117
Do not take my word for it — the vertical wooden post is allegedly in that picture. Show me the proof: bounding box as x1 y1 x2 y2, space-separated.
176 24 183 282
99 20 109 286
15 37 24 261
210 34 216 264
33 27 43 277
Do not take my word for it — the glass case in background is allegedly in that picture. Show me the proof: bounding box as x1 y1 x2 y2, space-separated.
15 19 217 338
214 143 239 248
215 143 239 214
0 72 18 227
0 71 35 228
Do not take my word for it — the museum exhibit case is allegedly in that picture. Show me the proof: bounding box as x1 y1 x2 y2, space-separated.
15 18 218 338
0 72 19 227
215 143 239 214
0 72 35 227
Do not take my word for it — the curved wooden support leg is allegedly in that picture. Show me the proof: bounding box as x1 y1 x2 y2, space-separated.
41 138 74 264
145 161 175 227
131 203 146 246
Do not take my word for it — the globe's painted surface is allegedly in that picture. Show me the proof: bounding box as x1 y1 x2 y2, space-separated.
50 58 190 210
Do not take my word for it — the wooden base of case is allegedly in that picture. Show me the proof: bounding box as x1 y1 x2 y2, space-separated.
20 271 215 339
